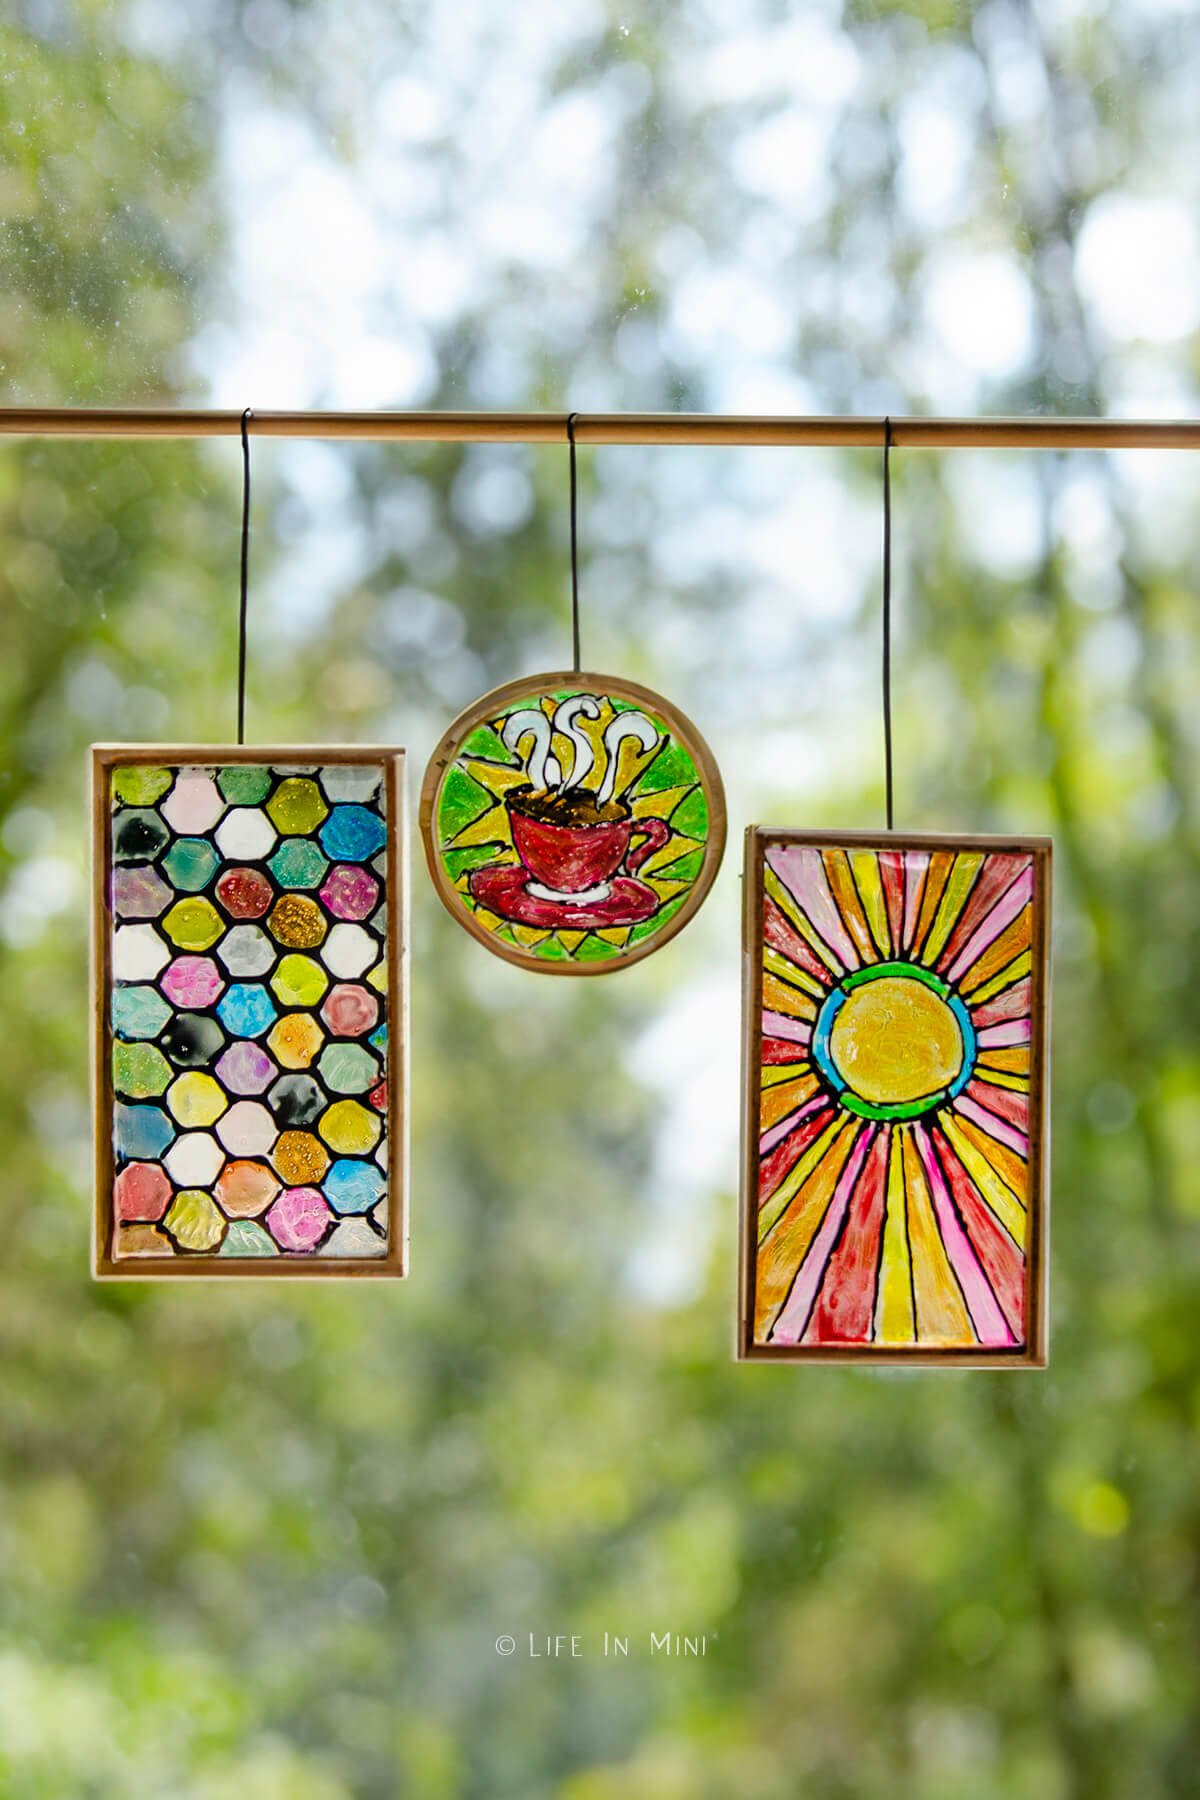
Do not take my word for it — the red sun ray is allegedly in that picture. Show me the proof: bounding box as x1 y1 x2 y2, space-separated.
762 895 834 989
879 851 906 957
804 1125 891 1345
966 1077 1029 1133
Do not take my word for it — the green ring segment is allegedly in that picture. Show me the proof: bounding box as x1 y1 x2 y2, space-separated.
812 960 977 1122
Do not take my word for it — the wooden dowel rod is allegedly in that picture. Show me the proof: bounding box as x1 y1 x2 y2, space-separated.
1 408 1198 448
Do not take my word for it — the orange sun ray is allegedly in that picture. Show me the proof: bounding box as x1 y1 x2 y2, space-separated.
822 849 877 963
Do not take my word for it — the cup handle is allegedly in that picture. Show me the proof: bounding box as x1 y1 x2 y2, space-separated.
625 816 670 874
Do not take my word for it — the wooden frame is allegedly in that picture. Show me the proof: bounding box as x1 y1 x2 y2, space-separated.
91 744 408 1278
419 670 727 975
738 827 1051 1366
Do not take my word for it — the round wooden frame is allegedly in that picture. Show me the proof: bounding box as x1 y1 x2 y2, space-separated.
419 669 727 975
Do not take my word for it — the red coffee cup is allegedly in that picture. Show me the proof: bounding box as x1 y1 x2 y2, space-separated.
507 790 670 898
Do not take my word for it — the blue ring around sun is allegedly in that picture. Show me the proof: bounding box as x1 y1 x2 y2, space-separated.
811 959 978 1122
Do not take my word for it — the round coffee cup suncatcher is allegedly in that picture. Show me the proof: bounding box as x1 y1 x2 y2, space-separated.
420 671 726 973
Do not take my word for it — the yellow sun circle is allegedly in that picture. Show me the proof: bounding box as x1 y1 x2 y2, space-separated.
829 975 964 1106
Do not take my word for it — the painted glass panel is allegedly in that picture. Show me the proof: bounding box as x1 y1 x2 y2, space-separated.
742 831 1049 1363
420 671 725 973
95 751 405 1275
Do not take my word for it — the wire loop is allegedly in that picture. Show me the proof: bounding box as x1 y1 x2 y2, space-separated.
237 408 253 744
881 416 894 831
566 412 582 673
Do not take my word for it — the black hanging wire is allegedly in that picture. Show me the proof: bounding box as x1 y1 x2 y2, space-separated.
881 416 895 831
566 412 582 673
236 407 253 745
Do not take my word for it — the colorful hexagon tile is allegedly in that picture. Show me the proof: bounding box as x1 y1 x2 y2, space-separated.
162 836 221 893
98 753 405 1274
161 954 225 1010
159 1012 226 1067
113 864 172 920
215 866 274 920
112 985 171 1040
269 839 329 890
216 1160 280 1218
267 1012 325 1070
217 982 278 1038
217 924 276 978
267 777 328 837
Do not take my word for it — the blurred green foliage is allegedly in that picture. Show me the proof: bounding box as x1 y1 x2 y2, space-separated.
1 3 1198 1798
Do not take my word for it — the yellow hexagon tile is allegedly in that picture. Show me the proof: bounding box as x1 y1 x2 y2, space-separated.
318 1099 381 1155
266 777 328 836
270 953 329 1008
163 1189 226 1252
167 1071 229 1129
163 896 224 952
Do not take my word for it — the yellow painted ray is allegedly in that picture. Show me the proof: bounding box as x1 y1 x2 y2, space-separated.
977 1045 1031 1075
597 926 634 946
557 930 587 953
631 783 695 821
637 835 701 881
461 756 528 797
822 848 877 962
643 877 692 908
901 1127 975 1344
920 852 984 965
761 1060 813 1090
509 924 552 948
965 947 1032 1004
762 972 818 1022
448 802 515 851
763 945 826 1000
849 849 891 957
763 864 844 978
939 1114 1026 1247
756 1119 862 1337
875 1127 916 1344
758 1112 854 1243
972 1067 1029 1093
760 1072 820 1132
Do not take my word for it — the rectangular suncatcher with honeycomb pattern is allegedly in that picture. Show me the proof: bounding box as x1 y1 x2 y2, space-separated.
739 828 1050 1366
91 746 407 1277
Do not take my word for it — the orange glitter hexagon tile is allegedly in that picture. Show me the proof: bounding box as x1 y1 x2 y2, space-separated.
91 747 407 1278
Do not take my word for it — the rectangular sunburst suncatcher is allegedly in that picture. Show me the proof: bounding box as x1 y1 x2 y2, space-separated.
739 828 1051 1366
92 746 407 1277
